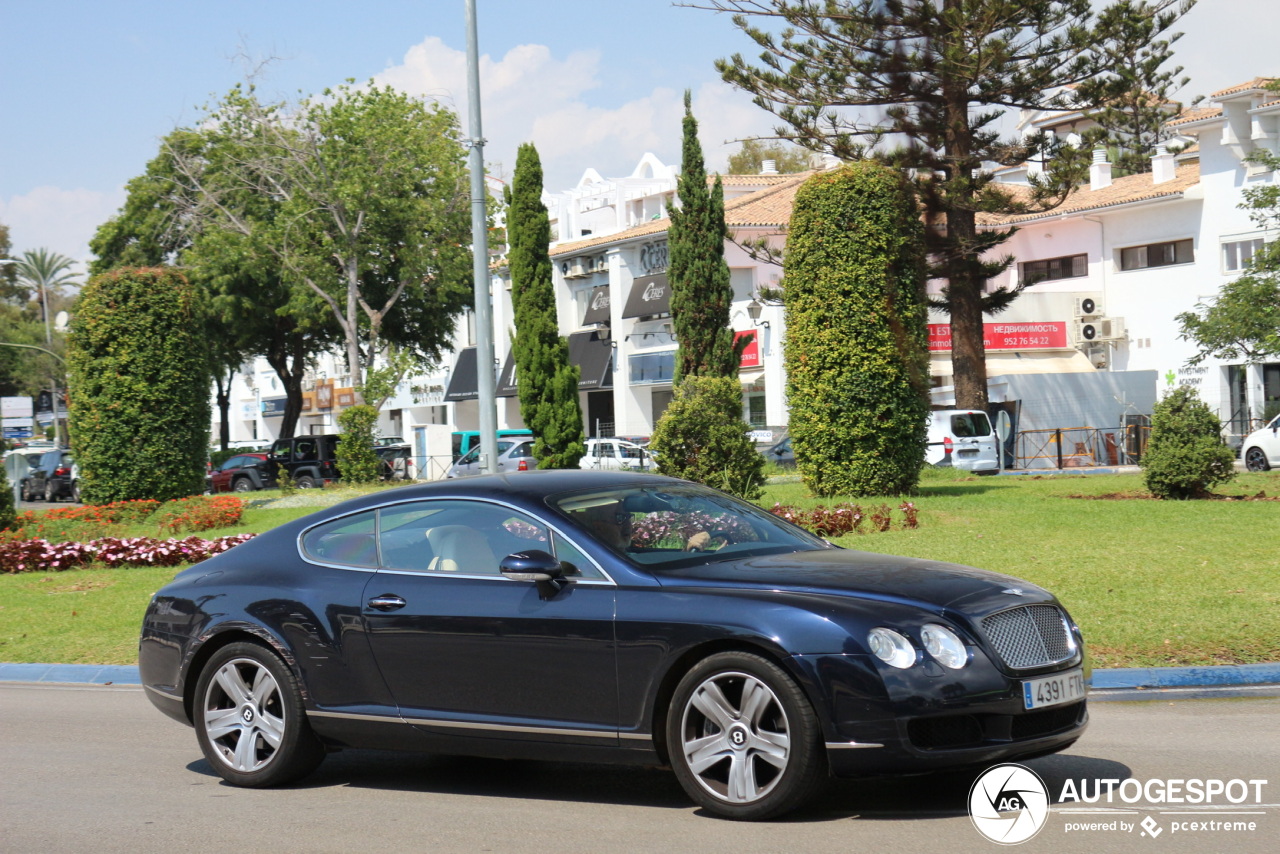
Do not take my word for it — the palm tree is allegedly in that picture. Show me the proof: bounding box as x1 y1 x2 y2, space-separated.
16 248 79 329
15 249 79 445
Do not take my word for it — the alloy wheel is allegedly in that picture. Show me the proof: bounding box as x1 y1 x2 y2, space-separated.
201 657 288 774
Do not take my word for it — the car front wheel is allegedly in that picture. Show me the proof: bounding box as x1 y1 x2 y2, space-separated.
232 477 254 492
193 642 325 788
45 482 58 502
1244 447 1270 472
666 651 825 820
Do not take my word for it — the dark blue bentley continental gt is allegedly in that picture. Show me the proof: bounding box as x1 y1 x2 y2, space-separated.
140 471 1088 820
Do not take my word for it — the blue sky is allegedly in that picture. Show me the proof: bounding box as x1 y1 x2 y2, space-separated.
1 0 1274 271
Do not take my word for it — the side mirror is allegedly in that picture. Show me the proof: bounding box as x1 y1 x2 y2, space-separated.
500 550 568 599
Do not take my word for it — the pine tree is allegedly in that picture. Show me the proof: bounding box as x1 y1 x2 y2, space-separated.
668 91 744 384
508 143 585 468
701 0 1193 409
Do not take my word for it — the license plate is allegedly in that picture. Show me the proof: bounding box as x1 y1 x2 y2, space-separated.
1023 669 1086 710
958 448 977 457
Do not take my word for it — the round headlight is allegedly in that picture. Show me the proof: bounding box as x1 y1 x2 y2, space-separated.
921 624 968 669
868 627 916 669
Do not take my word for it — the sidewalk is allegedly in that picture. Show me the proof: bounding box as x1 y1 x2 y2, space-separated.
4 661 1279 691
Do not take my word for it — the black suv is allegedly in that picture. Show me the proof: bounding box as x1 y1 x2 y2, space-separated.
21 449 77 502
268 435 341 488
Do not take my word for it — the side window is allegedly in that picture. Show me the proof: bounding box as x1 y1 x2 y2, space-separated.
294 440 317 460
302 510 378 567
378 503 445 572
552 531 605 580
378 500 551 576
509 442 535 459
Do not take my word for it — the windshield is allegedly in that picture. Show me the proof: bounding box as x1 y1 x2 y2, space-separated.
549 483 830 568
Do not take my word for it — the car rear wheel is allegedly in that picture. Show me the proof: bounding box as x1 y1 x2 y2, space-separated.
1244 447 1270 472
45 482 57 502
71 482 80 503
193 642 325 788
232 476 254 492
666 651 825 820
294 475 317 489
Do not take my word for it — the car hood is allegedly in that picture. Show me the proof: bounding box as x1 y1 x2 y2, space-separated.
653 547 1053 612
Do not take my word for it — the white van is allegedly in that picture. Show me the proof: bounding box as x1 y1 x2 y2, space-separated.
926 409 1000 474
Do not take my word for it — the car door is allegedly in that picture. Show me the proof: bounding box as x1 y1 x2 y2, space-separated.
359 498 619 745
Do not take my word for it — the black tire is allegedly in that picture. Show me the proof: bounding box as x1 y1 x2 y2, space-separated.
666 651 826 820
71 482 80 503
193 641 325 788
45 482 57 503
1244 447 1270 472
232 476 255 493
294 474 317 489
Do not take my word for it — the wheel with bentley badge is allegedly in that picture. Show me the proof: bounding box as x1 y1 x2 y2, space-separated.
666 651 826 820
193 641 325 787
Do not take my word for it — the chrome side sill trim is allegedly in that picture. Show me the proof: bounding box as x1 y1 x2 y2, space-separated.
143 684 182 702
825 741 884 750
308 709 631 742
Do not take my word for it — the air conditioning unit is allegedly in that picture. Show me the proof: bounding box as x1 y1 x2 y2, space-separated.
594 255 608 272
1086 344 1109 370
1072 316 1125 344
1074 295 1104 317
567 258 587 278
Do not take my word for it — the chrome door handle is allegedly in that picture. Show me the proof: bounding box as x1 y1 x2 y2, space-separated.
366 595 407 612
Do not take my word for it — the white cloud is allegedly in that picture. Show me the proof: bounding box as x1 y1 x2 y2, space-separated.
373 36 778 191
0 186 124 276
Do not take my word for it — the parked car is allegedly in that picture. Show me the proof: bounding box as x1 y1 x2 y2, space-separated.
375 443 414 481
140 470 1088 820
22 449 76 502
580 437 651 471
208 453 274 493
450 429 533 462
762 436 795 469
1241 414 1280 471
926 409 1000 474
445 437 537 478
268 435 341 488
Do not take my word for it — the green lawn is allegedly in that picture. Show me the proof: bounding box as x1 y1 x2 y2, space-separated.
1 471 1277 668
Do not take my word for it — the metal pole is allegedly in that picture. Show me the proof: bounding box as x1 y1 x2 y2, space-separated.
465 0 499 474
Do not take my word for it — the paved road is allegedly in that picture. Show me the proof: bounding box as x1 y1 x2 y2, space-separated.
1 685 1275 854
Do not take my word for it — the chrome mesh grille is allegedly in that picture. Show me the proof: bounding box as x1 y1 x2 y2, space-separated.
981 605 1074 669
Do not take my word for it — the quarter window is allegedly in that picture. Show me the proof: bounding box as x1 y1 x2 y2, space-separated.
1020 254 1087 285
1118 239 1193 271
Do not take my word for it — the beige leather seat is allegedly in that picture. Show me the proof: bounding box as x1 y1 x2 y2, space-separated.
424 525 499 575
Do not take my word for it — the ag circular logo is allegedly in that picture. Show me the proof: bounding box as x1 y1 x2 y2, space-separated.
969 764 1050 845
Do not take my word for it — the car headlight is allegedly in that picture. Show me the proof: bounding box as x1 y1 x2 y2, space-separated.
868 627 916 669
921 624 968 669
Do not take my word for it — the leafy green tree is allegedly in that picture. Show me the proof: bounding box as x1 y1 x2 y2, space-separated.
726 139 814 174
508 143 585 468
0 223 24 303
784 163 930 497
669 90 744 384
67 268 212 503
335 404 381 484
15 248 78 326
0 459 13 531
701 0 1192 409
1141 386 1235 499
650 375 765 500
171 83 474 397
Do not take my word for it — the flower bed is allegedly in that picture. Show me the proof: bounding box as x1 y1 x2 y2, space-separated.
769 501 919 536
0 534 256 574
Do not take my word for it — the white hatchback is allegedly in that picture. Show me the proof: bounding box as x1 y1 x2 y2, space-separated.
1241 414 1280 471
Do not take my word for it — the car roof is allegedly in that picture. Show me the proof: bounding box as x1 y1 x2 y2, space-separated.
338 470 688 513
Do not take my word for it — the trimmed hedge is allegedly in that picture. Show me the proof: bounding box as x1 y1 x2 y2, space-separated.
67 267 212 502
336 404 381 484
783 163 931 497
650 375 765 500
1141 386 1236 499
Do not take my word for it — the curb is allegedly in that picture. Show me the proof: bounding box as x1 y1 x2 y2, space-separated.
4 661 1280 691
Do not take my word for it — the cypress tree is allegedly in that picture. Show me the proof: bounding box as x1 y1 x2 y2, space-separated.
784 164 931 497
668 90 744 384
508 143 585 468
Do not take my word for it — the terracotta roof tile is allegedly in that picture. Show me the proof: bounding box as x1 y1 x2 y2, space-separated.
1212 77 1277 98
1167 106 1222 127
979 162 1199 226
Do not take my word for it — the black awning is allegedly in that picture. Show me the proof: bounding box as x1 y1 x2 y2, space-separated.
444 346 479 401
582 285 612 325
496 352 519 398
568 330 613 391
621 274 670 318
